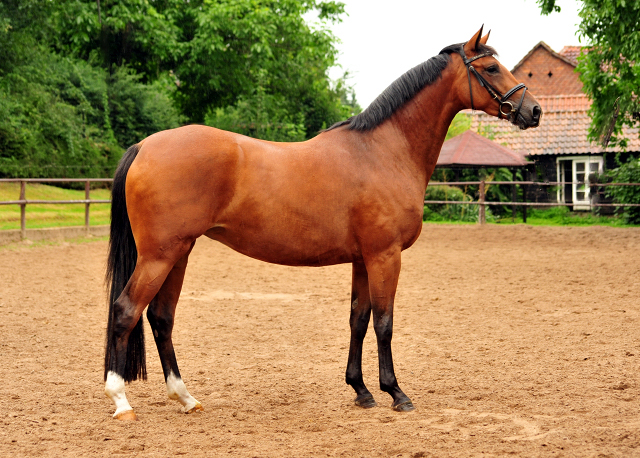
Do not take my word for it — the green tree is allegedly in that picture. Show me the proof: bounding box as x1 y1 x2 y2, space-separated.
0 0 357 178
51 0 354 136
172 0 350 133
0 1 182 177
537 0 640 148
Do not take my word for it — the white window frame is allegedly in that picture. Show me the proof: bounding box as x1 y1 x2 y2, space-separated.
556 156 604 211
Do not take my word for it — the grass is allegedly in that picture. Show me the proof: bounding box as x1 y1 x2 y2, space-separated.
0 182 111 230
424 205 636 227
492 206 632 227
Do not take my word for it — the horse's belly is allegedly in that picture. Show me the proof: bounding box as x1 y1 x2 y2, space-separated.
204 225 357 267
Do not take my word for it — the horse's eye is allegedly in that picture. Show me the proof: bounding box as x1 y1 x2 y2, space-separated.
486 65 499 74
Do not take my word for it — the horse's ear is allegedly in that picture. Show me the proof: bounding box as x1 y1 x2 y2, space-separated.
479 30 490 45
463 25 484 54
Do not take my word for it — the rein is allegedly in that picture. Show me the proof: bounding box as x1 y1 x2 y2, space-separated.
458 48 527 120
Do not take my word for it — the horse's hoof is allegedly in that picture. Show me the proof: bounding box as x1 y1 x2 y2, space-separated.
114 410 138 421
185 402 204 414
392 400 415 412
354 394 377 409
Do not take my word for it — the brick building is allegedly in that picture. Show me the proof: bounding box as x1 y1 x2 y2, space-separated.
471 42 640 210
511 41 583 96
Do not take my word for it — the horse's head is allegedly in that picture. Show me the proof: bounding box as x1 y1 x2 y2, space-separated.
453 26 542 130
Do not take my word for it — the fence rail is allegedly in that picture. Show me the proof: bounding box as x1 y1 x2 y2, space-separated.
1 179 639 236
0 178 114 239
426 180 640 224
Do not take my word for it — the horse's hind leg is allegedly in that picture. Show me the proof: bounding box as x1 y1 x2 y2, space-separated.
345 262 377 408
105 240 194 420
146 242 202 413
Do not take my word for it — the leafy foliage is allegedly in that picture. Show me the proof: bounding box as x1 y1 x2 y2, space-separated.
445 113 471 141
172 0 352 131
107 68 184 148
0 32 118 177
0 0 357 177
423 184 484 223
0 28 181 177
606 156 640 224
537 0 640 148
51 0 354 131
205 82 307 142
430 167 525 218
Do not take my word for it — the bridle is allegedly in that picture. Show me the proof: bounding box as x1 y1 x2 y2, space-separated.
458 47 527 120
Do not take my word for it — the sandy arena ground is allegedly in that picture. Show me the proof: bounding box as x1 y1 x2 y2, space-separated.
0 224 639 457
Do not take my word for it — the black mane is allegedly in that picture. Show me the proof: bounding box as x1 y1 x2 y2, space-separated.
325 43 497 132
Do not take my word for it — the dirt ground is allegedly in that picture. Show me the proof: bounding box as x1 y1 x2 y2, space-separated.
1 224 639 457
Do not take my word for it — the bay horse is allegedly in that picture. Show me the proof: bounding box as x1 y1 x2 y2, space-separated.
104 26 541 420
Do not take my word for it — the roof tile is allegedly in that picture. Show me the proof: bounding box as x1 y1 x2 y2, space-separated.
469 95 640 156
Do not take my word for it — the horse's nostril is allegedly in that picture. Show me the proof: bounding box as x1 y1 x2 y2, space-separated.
532 105 542 119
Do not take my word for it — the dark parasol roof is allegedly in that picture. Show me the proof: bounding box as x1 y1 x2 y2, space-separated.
437 130 529 168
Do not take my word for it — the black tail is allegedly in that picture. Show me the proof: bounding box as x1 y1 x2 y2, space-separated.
104 144 146 382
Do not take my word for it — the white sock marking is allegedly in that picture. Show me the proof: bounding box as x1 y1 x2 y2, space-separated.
105 371 133 417
166 371 200 412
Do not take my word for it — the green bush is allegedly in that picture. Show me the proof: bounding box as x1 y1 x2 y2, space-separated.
0 34 119 177
423 185 493 223
606 157 640 224
107 68 184 148
0 31 183 178
204 83 307 142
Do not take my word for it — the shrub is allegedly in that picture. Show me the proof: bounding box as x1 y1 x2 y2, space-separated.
606 157 640 224
423 185 493 223
204 84 307 142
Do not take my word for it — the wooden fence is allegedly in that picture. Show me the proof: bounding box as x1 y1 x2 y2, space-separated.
427 180 640 224
0 178 113 239
1 179 639 239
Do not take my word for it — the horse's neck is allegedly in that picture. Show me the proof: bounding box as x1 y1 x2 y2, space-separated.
384 68 462 188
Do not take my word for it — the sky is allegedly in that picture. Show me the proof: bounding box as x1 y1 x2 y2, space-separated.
313 0 584 108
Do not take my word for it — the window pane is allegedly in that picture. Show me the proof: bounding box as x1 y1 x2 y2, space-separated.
576 191 586 200
590 163 599 172
576 162 585 172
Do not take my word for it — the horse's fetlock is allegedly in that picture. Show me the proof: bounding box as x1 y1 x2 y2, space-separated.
345 371 364 387
379 377 399 394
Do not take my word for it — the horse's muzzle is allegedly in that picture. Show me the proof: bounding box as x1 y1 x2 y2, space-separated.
514 103 542 130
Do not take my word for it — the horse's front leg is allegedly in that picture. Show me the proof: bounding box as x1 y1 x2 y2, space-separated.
346 261 377 408
366 249 415 412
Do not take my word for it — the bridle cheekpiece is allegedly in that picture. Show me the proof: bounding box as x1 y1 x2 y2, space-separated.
458 47 527 120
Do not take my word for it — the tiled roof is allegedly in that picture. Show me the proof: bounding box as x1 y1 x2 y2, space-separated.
469 95 640 156
559 46 582 66
437 130 529 167
511 41 576 72
537 94 591 112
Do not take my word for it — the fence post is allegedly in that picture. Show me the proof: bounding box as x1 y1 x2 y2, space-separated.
523 183 527 223
478 180 486 225
511 180 517 221
84 180 90 232
20 180 26 240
